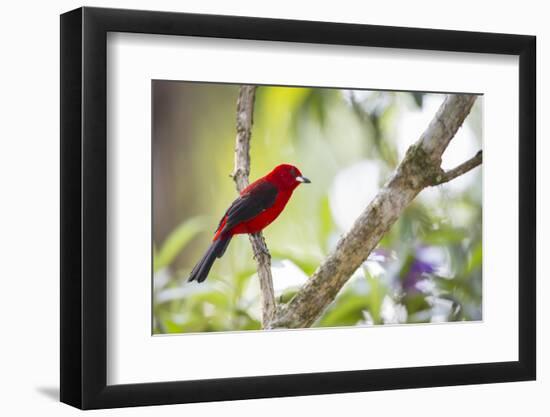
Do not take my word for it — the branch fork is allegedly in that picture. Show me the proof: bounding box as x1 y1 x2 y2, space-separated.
232 87 481 329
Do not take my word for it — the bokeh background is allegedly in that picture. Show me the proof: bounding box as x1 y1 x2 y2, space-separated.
152 82 482 334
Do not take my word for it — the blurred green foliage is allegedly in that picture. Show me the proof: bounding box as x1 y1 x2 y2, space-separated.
152 83 482 334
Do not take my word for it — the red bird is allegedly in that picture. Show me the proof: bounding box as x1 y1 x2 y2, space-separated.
188 163 310 283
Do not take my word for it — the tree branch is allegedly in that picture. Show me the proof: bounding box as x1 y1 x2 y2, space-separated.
270 94 478 329
231 85 277 328
419 95 479 162
431 151 482 186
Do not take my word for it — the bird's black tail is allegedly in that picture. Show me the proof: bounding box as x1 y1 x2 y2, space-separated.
187 236 232 283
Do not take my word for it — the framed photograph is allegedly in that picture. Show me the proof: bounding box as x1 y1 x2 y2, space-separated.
60 6 536 409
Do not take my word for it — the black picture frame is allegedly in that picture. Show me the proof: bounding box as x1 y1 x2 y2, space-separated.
60 6 536 410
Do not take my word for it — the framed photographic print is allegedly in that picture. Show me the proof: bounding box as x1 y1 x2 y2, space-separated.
60 6 536 409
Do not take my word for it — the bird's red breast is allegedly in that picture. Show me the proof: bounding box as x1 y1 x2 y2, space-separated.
212 164 309 241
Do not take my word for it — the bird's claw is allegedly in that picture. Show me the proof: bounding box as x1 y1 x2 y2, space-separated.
254 248 270 260
252 236 271 259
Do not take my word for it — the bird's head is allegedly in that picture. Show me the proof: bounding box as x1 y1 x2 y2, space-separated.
267 164 311 191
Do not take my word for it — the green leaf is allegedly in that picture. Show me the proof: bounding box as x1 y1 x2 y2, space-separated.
465 241 482 275
163 319 184 334
190 290 231 308
402 293 431 314
318 294 368 327
154 216 209 272
422 227 467 246
365 270 386 324
278 288 299 304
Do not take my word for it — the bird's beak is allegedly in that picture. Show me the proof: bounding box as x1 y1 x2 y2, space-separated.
296 176 311 184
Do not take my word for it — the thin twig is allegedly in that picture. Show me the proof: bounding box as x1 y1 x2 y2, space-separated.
431 151 482 185
231 85 277 329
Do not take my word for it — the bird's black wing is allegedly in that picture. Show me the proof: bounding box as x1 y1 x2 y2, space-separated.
218 180 278 234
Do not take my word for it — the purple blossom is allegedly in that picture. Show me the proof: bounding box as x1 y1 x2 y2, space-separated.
402 255 437 292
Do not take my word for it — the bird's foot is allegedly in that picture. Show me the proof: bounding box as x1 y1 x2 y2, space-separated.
252 234 271 259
